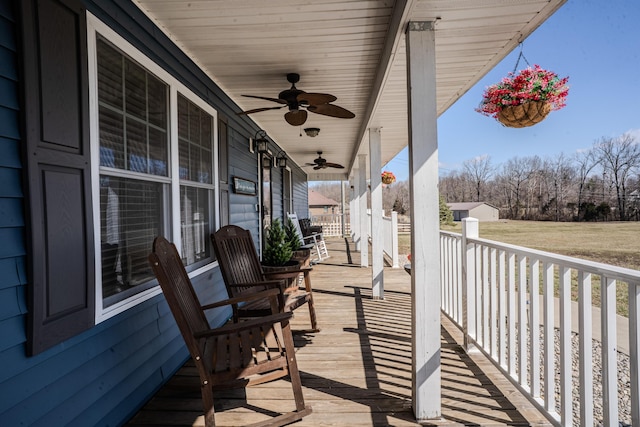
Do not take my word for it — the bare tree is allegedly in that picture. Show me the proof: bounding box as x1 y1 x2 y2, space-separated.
463 155 494 202
594 134 640 220
499 156 536 219
547 153 576 221
574 148 600 220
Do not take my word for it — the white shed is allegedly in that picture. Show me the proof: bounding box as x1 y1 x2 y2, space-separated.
447 202 499 222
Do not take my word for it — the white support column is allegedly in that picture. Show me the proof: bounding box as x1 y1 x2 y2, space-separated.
406 20 441 420
351 175 360 250
369 128 384 299
358 154 369 267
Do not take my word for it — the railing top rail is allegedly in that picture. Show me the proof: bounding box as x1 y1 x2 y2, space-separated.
439 230 640 284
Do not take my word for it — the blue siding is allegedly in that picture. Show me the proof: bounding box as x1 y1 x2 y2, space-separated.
293 167 310 218
0 0 302 425
0 1 246 427
228 126 261 234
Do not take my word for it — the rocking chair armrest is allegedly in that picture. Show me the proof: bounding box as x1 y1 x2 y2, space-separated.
302 234 319 244
194 311 293 339
228 279 286 289
263 266 312 278
201 288 281 311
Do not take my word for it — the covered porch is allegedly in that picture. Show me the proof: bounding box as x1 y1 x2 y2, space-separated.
126 238 551 426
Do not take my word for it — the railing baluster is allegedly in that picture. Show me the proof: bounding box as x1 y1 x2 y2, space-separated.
579 271 594 426
476 244 483 346
456 237 462 324
483 246 490 348
443 236 449 314
560 266 572 426
498 250 506 367
490 247 498 358
529 258 541 398
543 261 555 412
518 255 528 387
508 252 516 376
631 282 640 427
601 275 618 426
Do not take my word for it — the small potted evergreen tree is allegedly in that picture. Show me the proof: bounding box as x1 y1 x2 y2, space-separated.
261 218 298 272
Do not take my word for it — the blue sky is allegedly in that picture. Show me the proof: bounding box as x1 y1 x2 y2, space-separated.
384 0 640 182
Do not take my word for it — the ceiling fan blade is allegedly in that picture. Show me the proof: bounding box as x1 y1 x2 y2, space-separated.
241 94 287 104
236 106 285 115
297 92 337 105
313 165 324 170
324 162 345 169
284 109 308 126
308 103 355 119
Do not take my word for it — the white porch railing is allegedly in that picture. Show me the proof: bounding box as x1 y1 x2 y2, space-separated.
365 210 399 268
440 218 639 427
311 213 350 237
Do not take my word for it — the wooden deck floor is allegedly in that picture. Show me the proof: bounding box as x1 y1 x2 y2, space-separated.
126 238 552 426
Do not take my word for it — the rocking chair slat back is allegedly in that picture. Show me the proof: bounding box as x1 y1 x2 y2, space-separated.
149 236 210 352
213 225 265 295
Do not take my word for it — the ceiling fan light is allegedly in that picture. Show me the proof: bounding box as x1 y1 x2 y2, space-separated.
304 127 320 137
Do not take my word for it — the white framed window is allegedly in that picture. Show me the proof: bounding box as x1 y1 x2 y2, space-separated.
88 14 219 322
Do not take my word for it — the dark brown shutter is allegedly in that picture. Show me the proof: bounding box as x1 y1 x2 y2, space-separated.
21 0 95 355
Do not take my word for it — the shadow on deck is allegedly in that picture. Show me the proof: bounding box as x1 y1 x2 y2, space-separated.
126 238 551 426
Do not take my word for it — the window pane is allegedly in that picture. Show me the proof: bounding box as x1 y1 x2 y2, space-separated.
178 94 213 184
148 127 168 176
100 176 165 304
147 74 167 128
97 39 122 108
180 186 211 266
179 137 189 180
99 106 124 168
189 102 201 145
124 58 146 120
126 119 147 173
199 148 212 184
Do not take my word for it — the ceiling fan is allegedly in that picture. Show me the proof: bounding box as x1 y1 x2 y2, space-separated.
305 151 345 170
237 73 355 126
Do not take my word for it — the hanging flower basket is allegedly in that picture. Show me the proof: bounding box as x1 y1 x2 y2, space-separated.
381 171 396 185
476 65 568 128
497 100 552 128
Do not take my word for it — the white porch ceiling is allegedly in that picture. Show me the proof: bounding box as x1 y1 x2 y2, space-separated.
133 0 566 181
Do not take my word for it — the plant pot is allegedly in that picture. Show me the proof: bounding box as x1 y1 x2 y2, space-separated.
261 260 300 274
497 101 551 128
262 260 302 292
382 176 394 185
291 248 311 267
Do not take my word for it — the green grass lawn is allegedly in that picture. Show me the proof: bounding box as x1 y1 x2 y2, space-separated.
399 220 640 316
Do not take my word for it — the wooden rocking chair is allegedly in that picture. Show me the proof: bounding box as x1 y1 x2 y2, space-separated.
287 213 329 263
211 225 318 332
149 236 312 427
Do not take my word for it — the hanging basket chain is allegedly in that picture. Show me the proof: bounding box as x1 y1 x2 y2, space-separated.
512 43 531 74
